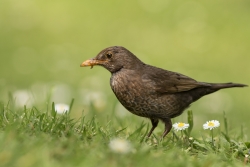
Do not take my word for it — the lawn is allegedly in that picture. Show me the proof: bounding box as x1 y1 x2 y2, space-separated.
0 0 250 166
0 101 249 167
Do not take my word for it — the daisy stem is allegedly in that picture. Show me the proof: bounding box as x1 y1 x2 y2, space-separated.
211 129 214 146
181 130 184 148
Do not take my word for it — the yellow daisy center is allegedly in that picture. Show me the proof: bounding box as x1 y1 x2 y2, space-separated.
208 122 215 127
178 122 185 127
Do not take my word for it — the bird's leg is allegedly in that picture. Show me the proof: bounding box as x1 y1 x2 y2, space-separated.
161 118 172 138
147 118 159 137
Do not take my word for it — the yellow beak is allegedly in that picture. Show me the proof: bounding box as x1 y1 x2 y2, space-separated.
80 59 107 69
80 59 96 67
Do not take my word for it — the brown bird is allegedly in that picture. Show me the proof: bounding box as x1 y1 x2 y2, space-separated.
80 46 247 138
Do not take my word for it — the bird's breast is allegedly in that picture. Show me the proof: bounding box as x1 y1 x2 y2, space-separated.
110 71 141 101
110 71 162 117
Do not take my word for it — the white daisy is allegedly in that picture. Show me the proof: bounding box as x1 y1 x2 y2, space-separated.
173 122 189 131
54 103 69 114
13 90 34 107
109 138 132 154
203 120 220 130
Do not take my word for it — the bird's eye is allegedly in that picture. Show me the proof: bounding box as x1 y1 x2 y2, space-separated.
106 53 112 59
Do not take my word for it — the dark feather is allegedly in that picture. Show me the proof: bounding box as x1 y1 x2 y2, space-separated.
141 65 211 93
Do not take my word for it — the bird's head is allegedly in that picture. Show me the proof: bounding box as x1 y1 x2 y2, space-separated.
80 46 143 73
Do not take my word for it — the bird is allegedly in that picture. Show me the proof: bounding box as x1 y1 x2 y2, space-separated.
80 46 247 138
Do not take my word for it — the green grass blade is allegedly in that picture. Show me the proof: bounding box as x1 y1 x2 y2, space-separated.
187 110 193 136
223 111 228 136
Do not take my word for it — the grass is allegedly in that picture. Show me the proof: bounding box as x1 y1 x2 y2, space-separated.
0 98 249 167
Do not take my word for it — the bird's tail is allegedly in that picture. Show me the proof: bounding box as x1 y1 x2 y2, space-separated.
189 82 247 103
209 82 248 90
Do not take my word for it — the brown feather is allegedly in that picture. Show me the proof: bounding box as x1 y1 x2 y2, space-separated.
141 65 211 93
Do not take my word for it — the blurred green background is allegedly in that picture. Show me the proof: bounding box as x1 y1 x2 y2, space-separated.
0 0 249 135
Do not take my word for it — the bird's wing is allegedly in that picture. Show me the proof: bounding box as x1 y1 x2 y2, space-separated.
141 66 210 93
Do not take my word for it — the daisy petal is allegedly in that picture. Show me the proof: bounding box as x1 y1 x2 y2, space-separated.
173 122 189 131
203 120 220 130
